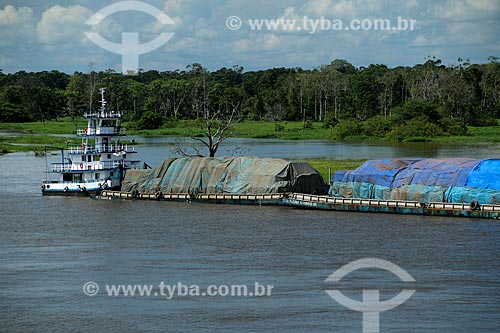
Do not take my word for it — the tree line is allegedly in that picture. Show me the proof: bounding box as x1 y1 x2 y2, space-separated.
1 57 499 140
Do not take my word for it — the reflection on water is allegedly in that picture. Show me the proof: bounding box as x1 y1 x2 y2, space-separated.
132 136 500 166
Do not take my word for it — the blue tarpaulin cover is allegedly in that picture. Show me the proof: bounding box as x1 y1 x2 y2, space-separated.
331 159 420 187
465 159 500 190
330 158 500 204
391 158 479 188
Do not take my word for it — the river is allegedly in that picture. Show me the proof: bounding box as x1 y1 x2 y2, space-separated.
1 138 499 332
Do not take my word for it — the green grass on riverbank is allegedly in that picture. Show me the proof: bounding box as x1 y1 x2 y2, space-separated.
0 119 330 140
1 118 500 143
130 120 331 140
0 119 86 135
0 135 75 154
297 159 366 181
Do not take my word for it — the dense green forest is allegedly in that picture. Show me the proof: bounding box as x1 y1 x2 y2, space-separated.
1 57 499 141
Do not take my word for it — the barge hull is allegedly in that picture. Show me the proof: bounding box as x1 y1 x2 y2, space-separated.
95 191 500 219
282 194 500 219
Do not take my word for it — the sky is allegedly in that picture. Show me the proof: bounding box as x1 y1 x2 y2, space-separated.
0 0 499 74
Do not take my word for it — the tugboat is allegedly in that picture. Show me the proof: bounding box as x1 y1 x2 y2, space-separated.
41 88 141 195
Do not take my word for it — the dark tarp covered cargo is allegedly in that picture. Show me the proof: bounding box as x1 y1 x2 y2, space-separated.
330 158 500 204
122 156 327 195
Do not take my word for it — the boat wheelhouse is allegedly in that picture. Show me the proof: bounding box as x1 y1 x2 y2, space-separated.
41 88 141 195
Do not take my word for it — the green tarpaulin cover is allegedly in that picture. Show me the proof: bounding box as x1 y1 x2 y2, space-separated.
122 156 327 195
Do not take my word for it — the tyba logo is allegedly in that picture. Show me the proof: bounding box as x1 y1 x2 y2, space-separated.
325 258 416 333
85 1 174 74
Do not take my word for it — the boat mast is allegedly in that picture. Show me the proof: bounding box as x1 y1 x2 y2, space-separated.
99 87 106 114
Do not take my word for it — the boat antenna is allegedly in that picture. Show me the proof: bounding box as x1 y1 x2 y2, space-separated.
99 87 107 113
88 62 95 112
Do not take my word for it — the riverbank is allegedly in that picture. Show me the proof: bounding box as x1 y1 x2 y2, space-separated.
0 135 75 154
0 136 363 181
1 119 500 143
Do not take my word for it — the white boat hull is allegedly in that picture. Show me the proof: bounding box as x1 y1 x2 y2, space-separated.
42 179 119 196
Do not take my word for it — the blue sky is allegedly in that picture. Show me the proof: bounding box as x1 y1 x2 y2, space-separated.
1 0 499 73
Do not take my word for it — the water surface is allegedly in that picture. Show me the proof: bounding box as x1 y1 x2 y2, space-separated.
1 141 499 332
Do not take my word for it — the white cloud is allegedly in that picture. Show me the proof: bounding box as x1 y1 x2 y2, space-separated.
232 33 281 53
36 5 93 44
446 21 493 44
195 27 218 39
163 36 203 53
0 5 36 46
261 33 281 49
0 0 498 73
412 35 427 46
302 0 334 17
302 0 384 19
232 39 251 53
163 0 189 15
435 0 500 20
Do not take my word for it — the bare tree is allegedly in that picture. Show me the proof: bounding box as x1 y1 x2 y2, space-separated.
192 101 241 157
175 84 243 158
377 71 398 118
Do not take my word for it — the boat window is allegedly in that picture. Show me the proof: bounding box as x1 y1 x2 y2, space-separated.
63 173 72 181
107 154 111 159
87 155 92 162
94 155 101 161
102 120 114 127
74 174 82 182
95 173 100 180
82 156 85 162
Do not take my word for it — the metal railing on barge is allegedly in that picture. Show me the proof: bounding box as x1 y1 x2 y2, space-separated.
95 191 500 219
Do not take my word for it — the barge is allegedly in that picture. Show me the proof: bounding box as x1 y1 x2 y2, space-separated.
95 190 500 219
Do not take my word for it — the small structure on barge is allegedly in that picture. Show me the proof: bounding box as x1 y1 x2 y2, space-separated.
41 88 141 195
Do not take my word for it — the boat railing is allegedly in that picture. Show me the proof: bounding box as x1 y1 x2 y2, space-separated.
67 144 136 154
50 161 123 172
77 127 126 136
48 164 73 173
84 111 122 119
44 177 115 185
